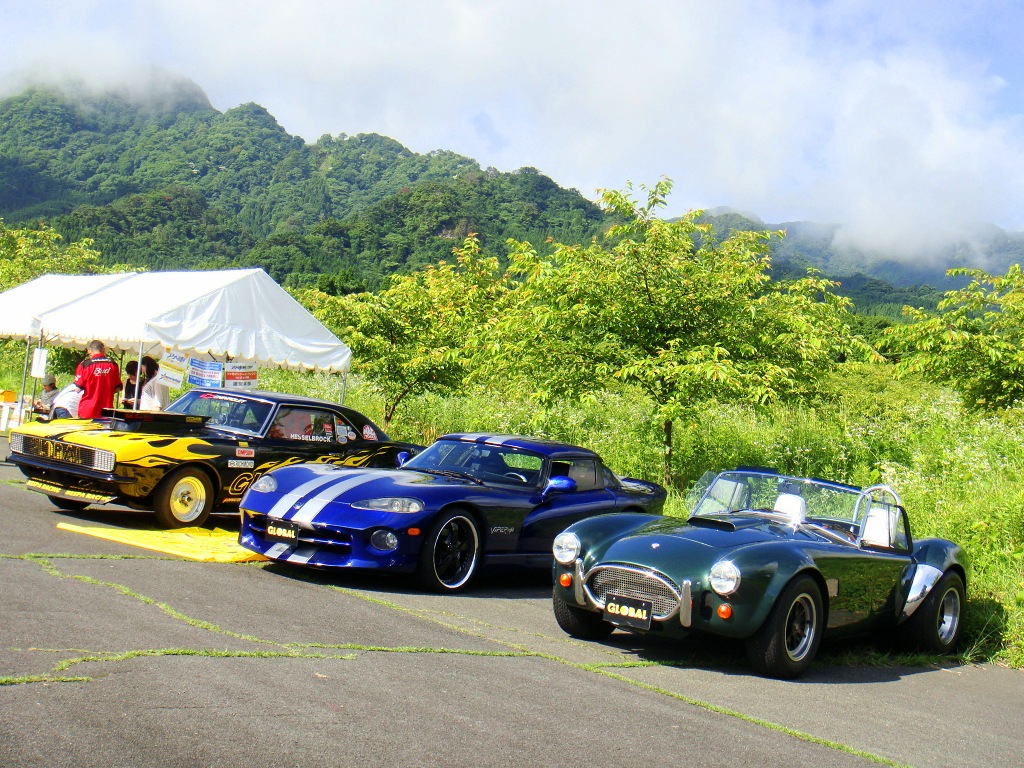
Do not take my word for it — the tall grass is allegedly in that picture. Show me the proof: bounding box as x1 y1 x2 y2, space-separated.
329 362 1023 667
4 352 1021 667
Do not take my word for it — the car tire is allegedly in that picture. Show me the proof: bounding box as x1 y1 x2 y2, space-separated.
746 575 823 679
153 468 213 528
553 593 614 640
416 510 480 592
48 495 90 511
899 570 965 653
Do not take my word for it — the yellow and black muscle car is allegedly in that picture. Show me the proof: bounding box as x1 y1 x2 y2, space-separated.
6 388 419 528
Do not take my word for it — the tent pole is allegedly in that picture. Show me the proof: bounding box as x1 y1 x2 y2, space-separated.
133 342 144 406
17 337 32 424
339 371 348 405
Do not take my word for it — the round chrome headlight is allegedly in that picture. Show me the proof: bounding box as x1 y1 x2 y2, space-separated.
709 560 741 596
370 529 400 551
249 474 278 494
552 532 581 565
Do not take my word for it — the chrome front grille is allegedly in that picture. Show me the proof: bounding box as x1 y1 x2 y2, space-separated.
12 434 115 473
584 564 681 620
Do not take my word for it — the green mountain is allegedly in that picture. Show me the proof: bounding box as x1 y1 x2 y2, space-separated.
0 74 604 290
0 73 1014 310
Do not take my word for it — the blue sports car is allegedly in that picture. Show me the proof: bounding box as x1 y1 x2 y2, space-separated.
238 433 667 591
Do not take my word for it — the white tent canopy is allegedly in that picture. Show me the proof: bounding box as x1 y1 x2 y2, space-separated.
5 268 351 373
0 273 137 339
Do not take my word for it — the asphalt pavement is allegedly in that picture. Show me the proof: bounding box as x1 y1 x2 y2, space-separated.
1 437 1021 767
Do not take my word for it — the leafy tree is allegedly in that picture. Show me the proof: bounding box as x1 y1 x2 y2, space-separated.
479 180 864 486
0 219 106 291
300 236 508 428
885 265 1024 409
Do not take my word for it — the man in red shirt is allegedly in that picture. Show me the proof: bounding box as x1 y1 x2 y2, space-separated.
73 340 122 419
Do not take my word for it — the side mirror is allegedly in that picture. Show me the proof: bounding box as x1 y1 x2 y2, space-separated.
543 476 577 496
395 451 410 468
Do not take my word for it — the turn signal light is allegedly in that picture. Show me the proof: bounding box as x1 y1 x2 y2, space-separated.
407 527 421 536
717 603 733 620
559 573 573 588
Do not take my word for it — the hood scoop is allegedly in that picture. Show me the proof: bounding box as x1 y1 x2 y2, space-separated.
686 515 738 531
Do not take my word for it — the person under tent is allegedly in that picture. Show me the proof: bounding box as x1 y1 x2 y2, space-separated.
138 356 170 411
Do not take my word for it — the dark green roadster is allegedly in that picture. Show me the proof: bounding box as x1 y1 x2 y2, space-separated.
551 468 966 678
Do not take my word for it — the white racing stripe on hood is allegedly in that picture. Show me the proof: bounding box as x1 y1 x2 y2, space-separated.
289 470 393 524
267 473 344 519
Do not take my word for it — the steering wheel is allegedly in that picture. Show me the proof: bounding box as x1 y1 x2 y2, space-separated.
503 472 528 483
216 413 230 425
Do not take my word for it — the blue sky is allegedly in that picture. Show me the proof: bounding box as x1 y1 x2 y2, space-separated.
3 0 1024 258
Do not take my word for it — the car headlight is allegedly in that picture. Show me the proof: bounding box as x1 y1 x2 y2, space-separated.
351 497 424 514
709 560 741 596
552 532 581 565
249 475 278 493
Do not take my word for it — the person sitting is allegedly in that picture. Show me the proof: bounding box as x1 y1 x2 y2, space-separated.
33 374 59 419
139 356 170 411
50 383 84 420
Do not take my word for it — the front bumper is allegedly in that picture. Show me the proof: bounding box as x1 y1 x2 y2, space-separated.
238 509 421 572
558 559 693 630
7 454 134 505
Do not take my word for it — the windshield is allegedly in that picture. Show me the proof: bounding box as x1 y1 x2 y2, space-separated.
165 390 273 437
691 470 863 525
404 439 545 487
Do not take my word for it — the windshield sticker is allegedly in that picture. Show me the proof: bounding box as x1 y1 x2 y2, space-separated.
362 425 377 441
198 393 246 404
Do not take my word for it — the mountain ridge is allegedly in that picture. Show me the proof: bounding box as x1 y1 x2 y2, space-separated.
1 73 1018 296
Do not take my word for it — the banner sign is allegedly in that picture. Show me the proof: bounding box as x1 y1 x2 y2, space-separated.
187 358 223 388
155 350 188 388
223 362 258 389
30 347 48 379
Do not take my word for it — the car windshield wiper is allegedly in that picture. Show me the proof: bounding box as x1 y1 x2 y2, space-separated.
415 468 485 485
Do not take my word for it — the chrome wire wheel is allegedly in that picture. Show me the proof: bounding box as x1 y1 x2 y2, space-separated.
785 593 818 662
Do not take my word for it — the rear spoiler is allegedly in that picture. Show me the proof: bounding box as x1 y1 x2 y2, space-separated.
101 408 211 434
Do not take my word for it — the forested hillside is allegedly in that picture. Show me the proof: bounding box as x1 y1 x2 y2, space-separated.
0 73 996 308
0 76 604 290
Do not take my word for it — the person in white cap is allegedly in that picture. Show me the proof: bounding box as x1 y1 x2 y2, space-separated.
33 374 59 418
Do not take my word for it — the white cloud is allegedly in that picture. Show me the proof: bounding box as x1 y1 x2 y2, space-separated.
3 0 1024 258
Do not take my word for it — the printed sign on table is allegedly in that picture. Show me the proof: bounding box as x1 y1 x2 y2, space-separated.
223 362 258 389
188 358 224 388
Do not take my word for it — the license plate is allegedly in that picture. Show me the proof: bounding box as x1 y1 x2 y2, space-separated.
265 518 300 546
603 594 653 630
